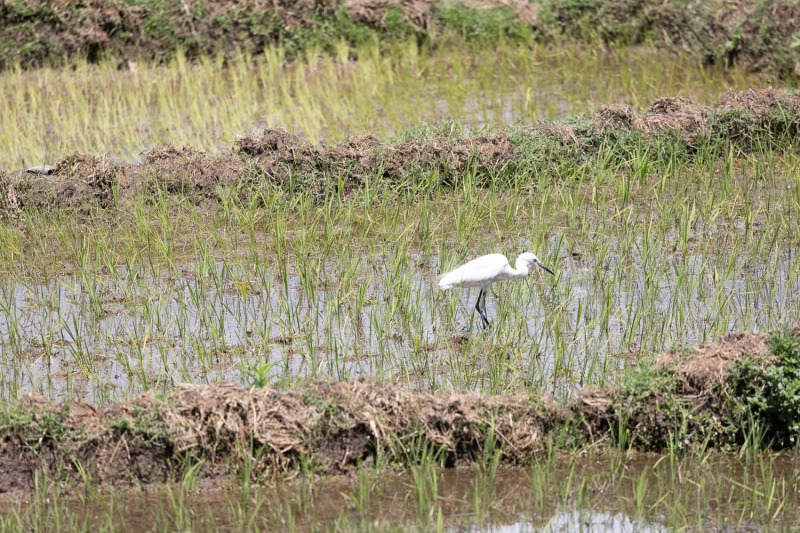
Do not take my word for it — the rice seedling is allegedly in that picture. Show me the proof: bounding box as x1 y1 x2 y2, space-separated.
0 26 799 533
2 130 797 404
0 41 769 171
1 449 798 531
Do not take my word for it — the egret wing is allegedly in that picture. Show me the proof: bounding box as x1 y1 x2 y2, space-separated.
438 253 509 289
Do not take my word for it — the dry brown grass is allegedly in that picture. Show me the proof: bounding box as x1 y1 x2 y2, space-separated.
1 328 790 495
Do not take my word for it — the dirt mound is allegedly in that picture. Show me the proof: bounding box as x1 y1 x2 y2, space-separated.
233 128 514 194
138 145 246 196
236 128 511 176
656 331 772 393
235 129 308 157
44 154 122 210
590 89 799 141
590 104 644 133
164 381 555 469
0 380 560 494
706 88 800 149
716 88 800 113
643 97 709 141
0 329 792 494
2 89 799 218
345 0 439 28
373 132 513 182
0 173 21 220
526 123 579 146
578 328 797 451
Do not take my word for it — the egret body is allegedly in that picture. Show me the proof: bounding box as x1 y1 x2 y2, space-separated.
439 252 554 328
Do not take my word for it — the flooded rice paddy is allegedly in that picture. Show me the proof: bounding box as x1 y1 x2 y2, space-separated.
4 452 799 531
1 243 798 404
3 156 800 404
3 34 800 532
0 43 768 171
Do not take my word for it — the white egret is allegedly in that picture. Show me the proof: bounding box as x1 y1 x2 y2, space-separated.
439 252 554 328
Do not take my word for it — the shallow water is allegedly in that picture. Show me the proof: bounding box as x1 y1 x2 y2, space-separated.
1 242 796 403
3 453 797 531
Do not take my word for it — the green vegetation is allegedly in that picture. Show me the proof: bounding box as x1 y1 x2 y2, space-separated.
1 6 800 530
2 0 800 82
0 40 767 171
0 400 76 443
0 95 798 404
732 330 800 448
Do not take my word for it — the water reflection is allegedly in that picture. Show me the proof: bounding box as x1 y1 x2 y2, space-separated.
0 243 796 402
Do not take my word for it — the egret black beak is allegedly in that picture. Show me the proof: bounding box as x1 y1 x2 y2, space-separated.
536 261 555 275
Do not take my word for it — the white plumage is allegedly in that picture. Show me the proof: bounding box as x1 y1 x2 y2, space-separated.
439 252 554 328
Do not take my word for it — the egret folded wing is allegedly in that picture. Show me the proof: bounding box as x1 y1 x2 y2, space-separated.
438 254 510 289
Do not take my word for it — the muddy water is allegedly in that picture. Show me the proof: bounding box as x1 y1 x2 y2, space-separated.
0 245 797 403
4 453 798 531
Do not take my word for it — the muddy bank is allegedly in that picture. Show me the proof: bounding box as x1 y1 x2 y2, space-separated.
0 88 798 220
0 328 796 494
2 1 800 80
1 380 560 493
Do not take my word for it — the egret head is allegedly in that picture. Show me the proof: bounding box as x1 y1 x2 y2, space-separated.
518 252 554 275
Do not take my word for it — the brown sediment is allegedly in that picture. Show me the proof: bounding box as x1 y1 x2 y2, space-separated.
344 0 438 29
526 123 580 146
642 97 709 141
0 329 790 495
1 88 799 220
715 87 800 114
591 97 712 142
590 104 645 133
0 173 21 221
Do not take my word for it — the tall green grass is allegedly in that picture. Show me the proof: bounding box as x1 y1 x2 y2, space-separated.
0 40 767 170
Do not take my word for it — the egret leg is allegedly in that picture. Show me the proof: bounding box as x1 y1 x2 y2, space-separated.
480 288 491 328
474 287 490 329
